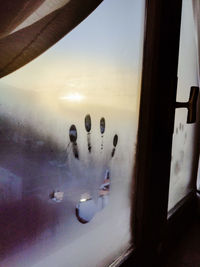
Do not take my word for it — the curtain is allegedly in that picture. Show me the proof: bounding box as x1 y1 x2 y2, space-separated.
0 0 103 78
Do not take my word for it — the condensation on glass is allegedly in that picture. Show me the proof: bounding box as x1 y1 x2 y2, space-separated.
194 1 200 194
0 0 145 266
168 0 199 211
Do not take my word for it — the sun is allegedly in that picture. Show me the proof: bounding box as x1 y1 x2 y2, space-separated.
60 93 85 102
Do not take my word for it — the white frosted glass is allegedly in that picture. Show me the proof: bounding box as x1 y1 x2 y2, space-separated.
194 1 200 193
168 0 198 211
0 0 145 266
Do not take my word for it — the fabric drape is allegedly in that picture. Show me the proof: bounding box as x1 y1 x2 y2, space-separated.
0 0 103 78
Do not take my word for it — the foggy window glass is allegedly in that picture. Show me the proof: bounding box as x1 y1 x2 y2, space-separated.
168 0 199 211
0 0 145 266
194 1 200 196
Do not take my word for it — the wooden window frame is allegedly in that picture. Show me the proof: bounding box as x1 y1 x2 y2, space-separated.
110 1 199 266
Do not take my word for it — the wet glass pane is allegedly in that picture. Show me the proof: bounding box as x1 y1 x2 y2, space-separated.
0 0 145 266
168 0 199 211
194 2 200 195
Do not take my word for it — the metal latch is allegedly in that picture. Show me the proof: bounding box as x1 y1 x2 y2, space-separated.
175 86 199 123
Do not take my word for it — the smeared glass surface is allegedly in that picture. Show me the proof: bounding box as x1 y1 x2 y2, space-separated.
76 169 110 224
100 117 105 134
85 114 91 133
168 0 198 211
0 0 145 266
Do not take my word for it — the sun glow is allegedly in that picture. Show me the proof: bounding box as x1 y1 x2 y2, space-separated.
60 93 85 102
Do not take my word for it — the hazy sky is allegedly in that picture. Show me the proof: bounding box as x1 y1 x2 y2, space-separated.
1 0 145 98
